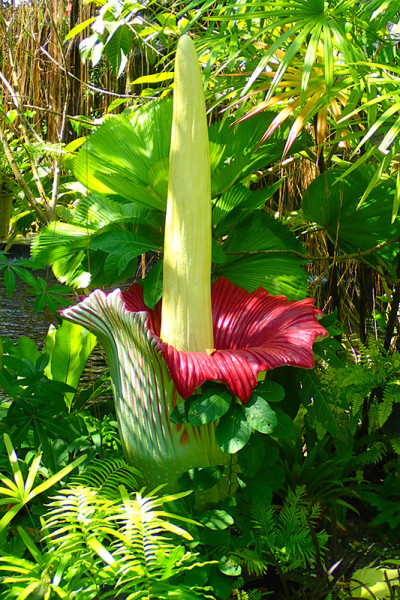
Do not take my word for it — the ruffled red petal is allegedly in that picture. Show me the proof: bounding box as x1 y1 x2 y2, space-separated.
121 277 327 402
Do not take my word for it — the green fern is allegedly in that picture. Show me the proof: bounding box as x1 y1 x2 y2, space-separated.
229 548 268 577
0 459 216 600
309 336 400 455
70 457 142 498
390 438 400 454
234 590 267 600
252 486 329 573
357 440 388 466
360 472 400 531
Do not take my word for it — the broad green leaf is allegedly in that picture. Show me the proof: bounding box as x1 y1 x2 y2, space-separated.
107 97 129 113
272 409 294 439
169 400 190 424
198 509 234 530
242 394 277 434
237 433 267 477
302 168 400 269
188 387 232 426
179 466 225 491
90 228 162 254
218 555 241 576
79 33 98 63
31 222 93 264
258 464 285 491
243 479 273 505
74 103 172 210
43 321 97 410
103 251 137 280
184 564 211 587
208 566 232 600
215 211 307 300
215 402 251 453
216 254 307 300
255 381 285 403
105 23 132 77
16 336 40 364
213 181 283 237
140 258 163 309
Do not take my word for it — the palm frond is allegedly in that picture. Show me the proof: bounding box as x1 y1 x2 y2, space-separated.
214 211 307 300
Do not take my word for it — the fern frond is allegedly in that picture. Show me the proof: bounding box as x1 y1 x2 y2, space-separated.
251 504 275 548
44 486 115 563
230 549 268 577
390 437 400 454
252 486 328 573
378 395 393 428
358 440 388 466
234 589 266 600
70 458 141 497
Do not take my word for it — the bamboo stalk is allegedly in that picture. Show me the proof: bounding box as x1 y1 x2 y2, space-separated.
0 120 49 223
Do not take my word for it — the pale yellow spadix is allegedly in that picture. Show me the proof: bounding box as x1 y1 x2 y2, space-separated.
160 34 214 352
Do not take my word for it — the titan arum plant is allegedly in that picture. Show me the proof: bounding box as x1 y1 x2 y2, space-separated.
61 35 327 492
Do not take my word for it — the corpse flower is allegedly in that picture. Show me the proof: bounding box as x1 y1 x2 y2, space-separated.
61 35 327 491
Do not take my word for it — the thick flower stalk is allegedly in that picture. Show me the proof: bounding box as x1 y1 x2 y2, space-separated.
61 36 327 492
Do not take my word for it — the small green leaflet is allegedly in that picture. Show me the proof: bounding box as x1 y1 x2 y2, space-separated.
218 555 242 576
141 259 163 309
3 266 15 297
237 433 268 477
169 400 190 424
272 408 295 438
178 465 225 491
215 402 251 453
243 479 273 505
256 380 285 403
242 394 277 434
197 509 234 530
188 387 232 426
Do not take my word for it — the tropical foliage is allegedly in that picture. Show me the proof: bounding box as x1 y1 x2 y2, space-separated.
1 1 400 599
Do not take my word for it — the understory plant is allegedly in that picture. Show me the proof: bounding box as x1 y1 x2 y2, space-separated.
0 454 215 600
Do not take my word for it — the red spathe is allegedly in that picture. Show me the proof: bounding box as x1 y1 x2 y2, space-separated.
121 277 328 402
